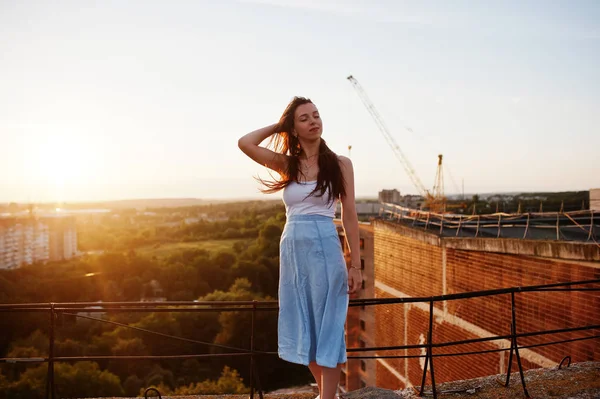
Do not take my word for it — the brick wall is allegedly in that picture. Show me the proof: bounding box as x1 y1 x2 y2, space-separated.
372 219 600 389
446 248 600 365
374 224 443 298
375 289 406 388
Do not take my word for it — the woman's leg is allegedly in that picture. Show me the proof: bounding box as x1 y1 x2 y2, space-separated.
321 363 342 399
308 362 322 397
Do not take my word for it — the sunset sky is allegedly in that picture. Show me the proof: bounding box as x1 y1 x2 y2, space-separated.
1 1 599 203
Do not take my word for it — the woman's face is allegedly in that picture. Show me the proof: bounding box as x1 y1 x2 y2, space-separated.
293 102 322 141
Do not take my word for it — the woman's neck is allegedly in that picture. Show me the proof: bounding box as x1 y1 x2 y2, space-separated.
299 138 321 159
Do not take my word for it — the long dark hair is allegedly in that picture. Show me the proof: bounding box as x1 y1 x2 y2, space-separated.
259 96 346 203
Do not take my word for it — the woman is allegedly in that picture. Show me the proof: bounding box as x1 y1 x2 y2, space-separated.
238 96 362 399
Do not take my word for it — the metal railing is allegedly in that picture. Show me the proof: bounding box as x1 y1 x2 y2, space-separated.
1 279 599 399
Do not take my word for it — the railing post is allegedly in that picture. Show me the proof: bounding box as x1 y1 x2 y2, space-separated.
497 214 502 238
250 301 255 399
588 211 594 242
249 300 263 399
418 300 437 399
418 334 429 395
503 321 514 386
428 300 437 399
45 303 56 399
508 292 530 398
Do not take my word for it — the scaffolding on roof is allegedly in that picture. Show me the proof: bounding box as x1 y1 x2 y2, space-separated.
379 203 600 243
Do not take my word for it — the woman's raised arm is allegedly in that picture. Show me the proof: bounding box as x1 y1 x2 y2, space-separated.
238 123 288 173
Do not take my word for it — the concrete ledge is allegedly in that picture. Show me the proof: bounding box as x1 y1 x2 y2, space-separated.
374 219 600 262
79 362 600 399
443 237 600 262
374 220 441 247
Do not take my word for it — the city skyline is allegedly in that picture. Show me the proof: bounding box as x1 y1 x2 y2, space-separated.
1 1 599 203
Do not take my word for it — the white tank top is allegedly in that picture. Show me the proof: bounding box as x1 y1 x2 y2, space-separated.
282 181 337 218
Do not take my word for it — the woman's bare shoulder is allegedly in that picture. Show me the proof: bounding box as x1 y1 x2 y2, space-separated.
337 155 353 168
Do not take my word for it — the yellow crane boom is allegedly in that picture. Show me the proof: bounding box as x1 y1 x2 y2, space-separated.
347 75 449 212
347 75 428 196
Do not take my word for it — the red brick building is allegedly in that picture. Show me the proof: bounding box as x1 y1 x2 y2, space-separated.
371 218 600 389
338 207 600 390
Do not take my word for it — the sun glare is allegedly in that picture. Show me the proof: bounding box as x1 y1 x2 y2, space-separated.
30 128 102 202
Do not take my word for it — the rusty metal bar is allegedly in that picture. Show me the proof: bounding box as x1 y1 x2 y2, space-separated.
250 300 256 399
497 214 502 238
428 300 437 399
510 292 530 398
0 277 596 399
254 362 264 399
418 337 430 396
347 333 600 360
418 300 438 398
419 332 432 396
46 303 56 399
502 325 514 387
558 356 571 369
589 211 594 242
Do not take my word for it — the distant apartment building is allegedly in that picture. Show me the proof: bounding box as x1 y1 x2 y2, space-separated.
0 215 77 270
336 202 381 220
378 189 401 205
591 188 600 211
0 219 49 269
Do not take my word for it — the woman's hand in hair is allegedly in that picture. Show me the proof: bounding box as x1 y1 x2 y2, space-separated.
238 123 288 173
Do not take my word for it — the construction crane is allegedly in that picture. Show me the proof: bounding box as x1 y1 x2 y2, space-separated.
431 154 446 211
346 75 445 212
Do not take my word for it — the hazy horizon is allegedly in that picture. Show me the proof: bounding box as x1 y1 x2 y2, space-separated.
2 1 599 203
2 189 595 208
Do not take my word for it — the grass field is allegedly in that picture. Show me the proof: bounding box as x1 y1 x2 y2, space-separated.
136 239 251 259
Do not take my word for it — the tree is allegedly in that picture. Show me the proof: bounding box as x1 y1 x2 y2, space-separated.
107 337 149 377
199 279 280 385
232 260 276 297
123 374 144 397
121 276 143 300
173 366 249 395
212 250 237 270
1 362 123 399
55 339 85 357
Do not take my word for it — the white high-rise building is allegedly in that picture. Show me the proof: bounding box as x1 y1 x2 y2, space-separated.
0 216 76 270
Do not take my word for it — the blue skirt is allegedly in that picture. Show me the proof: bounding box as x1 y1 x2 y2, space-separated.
278 214 349 368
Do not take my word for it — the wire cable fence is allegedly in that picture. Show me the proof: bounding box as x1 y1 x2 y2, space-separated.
0 279 599 399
